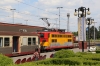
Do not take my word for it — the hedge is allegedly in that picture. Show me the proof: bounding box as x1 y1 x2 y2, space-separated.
0 54 13 66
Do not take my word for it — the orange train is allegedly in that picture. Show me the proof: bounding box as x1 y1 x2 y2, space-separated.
36 29 74 52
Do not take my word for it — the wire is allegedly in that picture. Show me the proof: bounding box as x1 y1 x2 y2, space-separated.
15 0 58 15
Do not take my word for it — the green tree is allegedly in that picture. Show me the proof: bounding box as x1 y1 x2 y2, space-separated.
72 31 78 36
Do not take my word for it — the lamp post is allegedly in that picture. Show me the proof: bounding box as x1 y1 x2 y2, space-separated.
86 18 94 49
74 6 90 52
57 7 63 29
67 13 70 32
10 9 16 24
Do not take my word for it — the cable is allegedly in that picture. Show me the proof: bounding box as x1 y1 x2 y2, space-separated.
15 0 58 15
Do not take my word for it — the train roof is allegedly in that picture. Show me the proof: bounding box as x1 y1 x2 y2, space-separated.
0 22 45 32
37 31 73 35
0 31 38 36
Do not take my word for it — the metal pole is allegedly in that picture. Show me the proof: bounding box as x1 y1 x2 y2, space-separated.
10 9 16 24
94 22 97 43
13 10 14 24
57 7 63 29
88 24 90 49
67 13 70 32
82 41 84 52
59 8 60 29
25 20 28 25
94 23 95 45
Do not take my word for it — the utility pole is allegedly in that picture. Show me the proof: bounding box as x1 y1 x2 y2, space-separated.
10 9 16 24
57 7 63 29
55 18 58 29
92 22 97 45
25 20 28 25
67 13 70 32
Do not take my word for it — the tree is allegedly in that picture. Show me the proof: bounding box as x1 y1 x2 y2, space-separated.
72 31 78 36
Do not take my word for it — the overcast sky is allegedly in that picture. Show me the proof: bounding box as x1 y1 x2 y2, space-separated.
0 0 100 32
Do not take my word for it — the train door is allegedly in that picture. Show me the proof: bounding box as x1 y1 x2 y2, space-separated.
13 36 19 52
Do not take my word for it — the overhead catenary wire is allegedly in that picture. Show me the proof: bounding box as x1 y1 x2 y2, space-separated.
0 1 67 26
15 0 67 22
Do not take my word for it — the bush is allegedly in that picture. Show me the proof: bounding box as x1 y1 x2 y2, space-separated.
96 50 100 53
54 49 75 58
0 54 13 66
35 58 82 65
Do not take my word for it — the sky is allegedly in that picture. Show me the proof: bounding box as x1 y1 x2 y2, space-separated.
0 0 100 32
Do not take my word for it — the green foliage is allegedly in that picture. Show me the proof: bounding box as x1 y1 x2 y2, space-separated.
34 58 82 65
5 49 100 66
0 54 13 66
54 49 75 58
96 50 100 53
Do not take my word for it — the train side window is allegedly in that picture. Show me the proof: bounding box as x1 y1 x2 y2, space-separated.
52 39 55 42
68 39 72 42
32 38 36 45
52 39 57 42
58 35 60 38
60 35 62 37
28 38 31 45
52 34 54 37
4 38 9 47
40 33 44 38
0 37 3 47
55 35 57 37
64 35 65 38
66 35 68 38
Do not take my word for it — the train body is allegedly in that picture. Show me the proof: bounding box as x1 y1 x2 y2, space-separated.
0 31 40 57
37 29 74 52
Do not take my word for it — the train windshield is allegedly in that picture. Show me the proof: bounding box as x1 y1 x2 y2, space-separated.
40 33 44 38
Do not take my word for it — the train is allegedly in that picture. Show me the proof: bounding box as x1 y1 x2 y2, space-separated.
34 28 74 52
0 22 75 57
0 29 75 57
0 31 40 57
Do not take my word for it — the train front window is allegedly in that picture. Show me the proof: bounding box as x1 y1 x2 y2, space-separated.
4 38 9 47
40 33 44 38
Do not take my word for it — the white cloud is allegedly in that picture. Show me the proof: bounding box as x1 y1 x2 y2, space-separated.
0 0 23 5
0 0 100 32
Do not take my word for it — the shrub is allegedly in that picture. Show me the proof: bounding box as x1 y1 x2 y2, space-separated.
54 49 75 58
96 50 100 53
0 54 13 66
35 58 82 65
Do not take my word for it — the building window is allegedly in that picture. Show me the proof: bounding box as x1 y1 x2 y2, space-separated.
32 38 36 45
4 38 9 47
28 38 31 45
